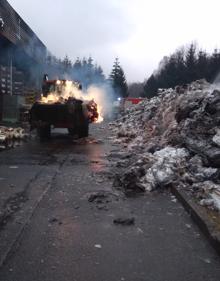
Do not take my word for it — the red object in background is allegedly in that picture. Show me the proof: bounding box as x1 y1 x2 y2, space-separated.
125 97 143 104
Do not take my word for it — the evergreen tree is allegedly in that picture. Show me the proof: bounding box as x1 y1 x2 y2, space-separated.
128 82 144 97
87 56 93 71
185 43 197 82
174 49 186 84
44 53 106 86
82 57 88 68
72 57 106 87
143 43 216 98
109 58 128 98
196 50 209 80
85 56 94 86
72 57 83 81
73 57 82 70
94 65 105 84
143 74 158 98
62 55 72 74
209 49 220 82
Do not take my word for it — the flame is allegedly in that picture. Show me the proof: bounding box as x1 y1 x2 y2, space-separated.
39 80 104 123
40 93 60 104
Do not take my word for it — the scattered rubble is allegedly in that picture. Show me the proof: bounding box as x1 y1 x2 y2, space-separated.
87 190 119 211
109 79 220 211
88 191 118 204
48 217 62 225
113 217 135 226
0 126 28 150
88 191 110 203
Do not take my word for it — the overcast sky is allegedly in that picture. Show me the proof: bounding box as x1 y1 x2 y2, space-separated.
7 0 220 82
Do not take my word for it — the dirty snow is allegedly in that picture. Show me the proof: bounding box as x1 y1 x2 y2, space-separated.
109 79 220 211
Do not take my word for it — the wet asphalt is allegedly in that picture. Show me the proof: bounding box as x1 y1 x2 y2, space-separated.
0 123 220 281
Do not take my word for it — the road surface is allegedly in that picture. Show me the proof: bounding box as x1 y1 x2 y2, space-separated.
0 123 219 281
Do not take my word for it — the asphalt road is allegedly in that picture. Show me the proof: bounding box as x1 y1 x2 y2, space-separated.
0 123 220 281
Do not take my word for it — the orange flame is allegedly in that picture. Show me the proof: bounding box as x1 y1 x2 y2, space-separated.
40 94 60 104
39 81 104 123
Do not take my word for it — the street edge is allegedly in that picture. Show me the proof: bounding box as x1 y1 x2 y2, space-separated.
0 164 63 268
170 185 220 256
0 149 68 268
0 179 53 268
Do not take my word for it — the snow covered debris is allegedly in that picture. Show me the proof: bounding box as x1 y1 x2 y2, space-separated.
109 79 220 211
0 126 28 150
142 147 189 191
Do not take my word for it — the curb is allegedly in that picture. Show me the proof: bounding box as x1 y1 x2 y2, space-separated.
171 185 220 256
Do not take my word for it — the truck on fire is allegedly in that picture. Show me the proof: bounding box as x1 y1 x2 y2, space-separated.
29 75 99 140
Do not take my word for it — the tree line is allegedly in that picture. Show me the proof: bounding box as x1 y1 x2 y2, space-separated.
45 54 128 98
47 42 220 100
45 54 105 88
143 43 220 98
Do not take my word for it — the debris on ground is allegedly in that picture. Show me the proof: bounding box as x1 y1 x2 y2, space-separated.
0 126 28 150
48 217 62 225
88 191 110 203
113 217 135 225
94 244 102 249
109 79 220 211
87 190 119 211
87 191 118 204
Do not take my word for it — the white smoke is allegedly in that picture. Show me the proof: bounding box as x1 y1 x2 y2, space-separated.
85 84 114 119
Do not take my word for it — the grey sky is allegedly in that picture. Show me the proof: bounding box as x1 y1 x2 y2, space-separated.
7 0 220 82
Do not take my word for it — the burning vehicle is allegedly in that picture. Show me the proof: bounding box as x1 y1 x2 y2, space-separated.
29 75 102 140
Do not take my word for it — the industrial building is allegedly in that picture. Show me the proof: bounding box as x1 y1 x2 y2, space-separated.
0 0 47 121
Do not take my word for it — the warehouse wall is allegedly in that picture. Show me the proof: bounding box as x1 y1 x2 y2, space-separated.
0 0 46 64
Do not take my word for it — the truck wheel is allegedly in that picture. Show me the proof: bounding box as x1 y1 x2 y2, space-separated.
78 119 89 138
37 125 51 141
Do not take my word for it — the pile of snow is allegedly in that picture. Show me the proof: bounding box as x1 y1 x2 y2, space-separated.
109 79 220 211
